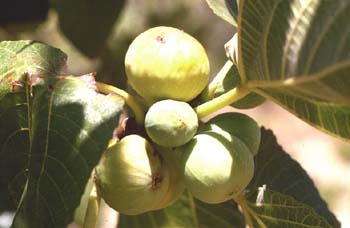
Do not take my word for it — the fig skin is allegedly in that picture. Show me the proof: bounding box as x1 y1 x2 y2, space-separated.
145 99 198 147
73 176 94 226
153 146 185 209
95 135 170 215
125 26 210 104
181 131 254 204
200 112 261 156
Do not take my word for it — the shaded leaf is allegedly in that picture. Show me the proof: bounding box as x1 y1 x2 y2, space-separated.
214 63 266 109
0 183 15 213
205 0 239 26
243 128 340 227
242 189 334 228
52 0 126 57
237 0 350 139
119 192 245 228
0 41 124 228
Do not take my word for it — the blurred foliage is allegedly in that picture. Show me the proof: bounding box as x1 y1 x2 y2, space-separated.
0 0 49 26
0 0 233 90
51 0 126 57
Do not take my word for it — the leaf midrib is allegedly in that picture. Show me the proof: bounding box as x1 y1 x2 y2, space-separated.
245 60 350 89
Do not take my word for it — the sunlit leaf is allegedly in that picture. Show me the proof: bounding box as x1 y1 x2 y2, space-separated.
259 90 350 139
205 0 239 26
0 41 124 228
237 0 350 139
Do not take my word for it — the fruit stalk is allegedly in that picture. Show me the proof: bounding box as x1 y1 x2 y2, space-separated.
233 195 254 228
83 184 101 228
96 82 145 124
194 85 251 119
201 59 234 101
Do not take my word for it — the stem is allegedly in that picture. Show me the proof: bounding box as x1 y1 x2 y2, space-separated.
194 85 251 119
83 184 101 228
201 60 234 101
96 82 145 124
233 195 254 228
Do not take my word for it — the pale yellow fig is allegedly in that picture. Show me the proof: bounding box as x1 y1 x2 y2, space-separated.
145 99 198 147
73 176 94 226
95 135 170 215
181 131 254 204
153 146 185 209
125 26 210 104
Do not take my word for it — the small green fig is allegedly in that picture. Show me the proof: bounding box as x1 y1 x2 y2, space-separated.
200 112 261 156
125 26 210 104
181 131 254 204
153 146 185 209
95 135 170 215
145 99 198 147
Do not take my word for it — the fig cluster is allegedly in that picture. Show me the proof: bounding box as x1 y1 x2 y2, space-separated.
90 26 262 216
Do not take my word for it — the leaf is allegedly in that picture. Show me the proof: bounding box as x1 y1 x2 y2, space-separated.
0 41 124 228
118 192 245 228
237 0 350 139
242 189 334 228
214 63 266 109
52 0 126 57
242 128 340 227
259 90 350 139
205 0 239 26
0 183 15 213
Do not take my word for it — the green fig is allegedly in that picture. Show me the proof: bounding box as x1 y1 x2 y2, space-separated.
154 146 185 209
200 112 261 156
95 135 170 215
125 26 210 104
181 131 254 204
145 99 198 147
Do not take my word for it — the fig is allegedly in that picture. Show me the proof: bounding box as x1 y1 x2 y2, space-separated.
200 112 261 156
125 26 210 104
181 131 254 204
145 99 198 147
153 146 185 209
95 134 170 215
73 176 94 226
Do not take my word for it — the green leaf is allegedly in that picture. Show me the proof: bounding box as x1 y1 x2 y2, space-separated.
237 0 350 139
241 189 334 228
260 90 350 139
242 128 340 227
52 0 126 57
0 183 15 213
205 0 239 26
214 63 266 109
118 192 245 228
0 41 124 228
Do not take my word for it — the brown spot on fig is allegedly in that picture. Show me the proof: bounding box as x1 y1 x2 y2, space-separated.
156 35 166 44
